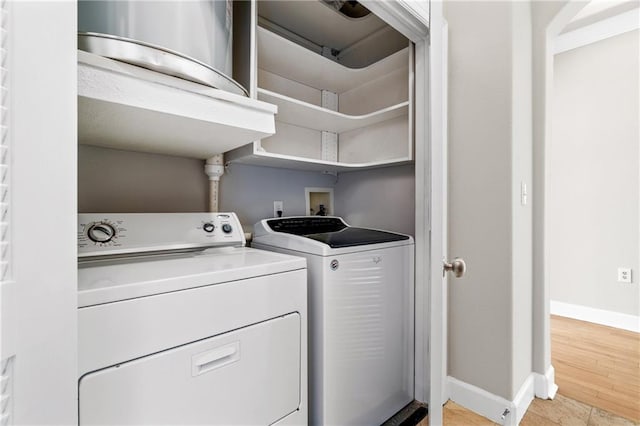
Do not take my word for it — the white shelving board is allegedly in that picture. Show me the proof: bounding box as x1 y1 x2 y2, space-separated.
78 50 277 159
225 25 413 173
257 26 409 93
225 142 412 173
258 89 409 133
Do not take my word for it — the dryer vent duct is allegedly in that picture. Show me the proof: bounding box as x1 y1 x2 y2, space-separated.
321 1 371 19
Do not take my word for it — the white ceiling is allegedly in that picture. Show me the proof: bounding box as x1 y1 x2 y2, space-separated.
258 1 404 52
257 0 408 68
563 0 640 33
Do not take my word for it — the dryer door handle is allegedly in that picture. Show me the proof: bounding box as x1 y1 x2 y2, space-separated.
191 341 240 376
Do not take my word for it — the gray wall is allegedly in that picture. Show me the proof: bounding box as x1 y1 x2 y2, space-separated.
550 30 640 316
334 165 415 236
78 145 209 213
219 163 337 230
219 163 415 236
446 1 511 399
79 146 416 238
510 0 534 397
445 0 533 400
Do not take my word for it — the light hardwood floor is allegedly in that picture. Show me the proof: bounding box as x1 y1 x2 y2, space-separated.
418 396 639 426
551 315 639 422
417 315 640 425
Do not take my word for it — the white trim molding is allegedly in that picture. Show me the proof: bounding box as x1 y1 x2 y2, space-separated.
361 0 429 42
553 8 640 54
512 375 536 426
447 375 536 426
551 300 640 333
534 365 559 400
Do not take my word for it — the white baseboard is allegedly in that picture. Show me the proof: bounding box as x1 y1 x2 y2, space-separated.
511 375 536 425
534 365 558 400
447 374 535 426
551 300 640 333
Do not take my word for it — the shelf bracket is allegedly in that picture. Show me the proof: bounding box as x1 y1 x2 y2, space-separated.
321 131 338 163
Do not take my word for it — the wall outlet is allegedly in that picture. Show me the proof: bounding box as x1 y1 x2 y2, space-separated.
273 200 283 218
617 267 632 283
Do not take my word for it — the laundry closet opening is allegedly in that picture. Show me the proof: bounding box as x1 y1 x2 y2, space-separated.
222 0 416 238
77 1 417 239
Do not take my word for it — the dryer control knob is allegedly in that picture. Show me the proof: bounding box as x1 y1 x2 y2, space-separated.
222 224 233 234
87 223 116 243
203 222 215 233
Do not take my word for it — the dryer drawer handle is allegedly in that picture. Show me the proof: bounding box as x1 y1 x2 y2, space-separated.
191 342 240 376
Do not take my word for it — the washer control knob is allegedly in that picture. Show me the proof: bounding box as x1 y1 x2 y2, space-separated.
203 222 215 233
87 223 116 243
221 224 233 234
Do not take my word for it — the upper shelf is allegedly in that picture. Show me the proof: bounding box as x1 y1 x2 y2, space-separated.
224 143 412 174
257 26 409 94
78 50 277 159
257 88 408 134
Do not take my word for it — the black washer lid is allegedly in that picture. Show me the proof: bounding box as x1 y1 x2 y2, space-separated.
266 217 410 248
304 227 409 248
266 217 347 235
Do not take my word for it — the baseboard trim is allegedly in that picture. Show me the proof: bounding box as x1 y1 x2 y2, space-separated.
551 300 640 333
447 374 535 426
511 375 536 425
534 365 558 400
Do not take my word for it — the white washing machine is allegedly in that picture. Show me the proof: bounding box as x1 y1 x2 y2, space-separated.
252 217 414 426
77 213 307 426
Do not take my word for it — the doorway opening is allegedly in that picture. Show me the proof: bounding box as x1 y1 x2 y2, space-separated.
546 1 639 422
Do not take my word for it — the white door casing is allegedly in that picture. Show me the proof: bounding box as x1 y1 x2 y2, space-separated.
363 1 448 424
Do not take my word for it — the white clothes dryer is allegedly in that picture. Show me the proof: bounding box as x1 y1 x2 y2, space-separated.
252 216 414 426
77 213 307 426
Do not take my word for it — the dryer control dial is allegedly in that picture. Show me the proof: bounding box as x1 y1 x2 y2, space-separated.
87 223 116 243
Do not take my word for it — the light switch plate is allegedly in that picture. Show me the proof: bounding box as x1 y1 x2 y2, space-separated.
617 267 632 283
521 182 528 206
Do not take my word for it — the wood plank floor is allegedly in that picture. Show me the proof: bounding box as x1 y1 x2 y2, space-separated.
551 315 639 422
418 396 638 426
416 315 640 425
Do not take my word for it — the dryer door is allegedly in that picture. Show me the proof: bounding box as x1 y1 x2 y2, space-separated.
79 313 301 425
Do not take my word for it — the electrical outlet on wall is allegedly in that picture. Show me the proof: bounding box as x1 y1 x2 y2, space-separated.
273 201 283 218
617 267 632 283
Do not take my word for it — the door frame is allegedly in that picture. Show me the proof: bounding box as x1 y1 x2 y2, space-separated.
361 2 447 424
532 0 586 398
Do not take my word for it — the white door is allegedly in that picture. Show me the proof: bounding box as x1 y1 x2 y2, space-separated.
0 2 78 424
428 5 449 425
